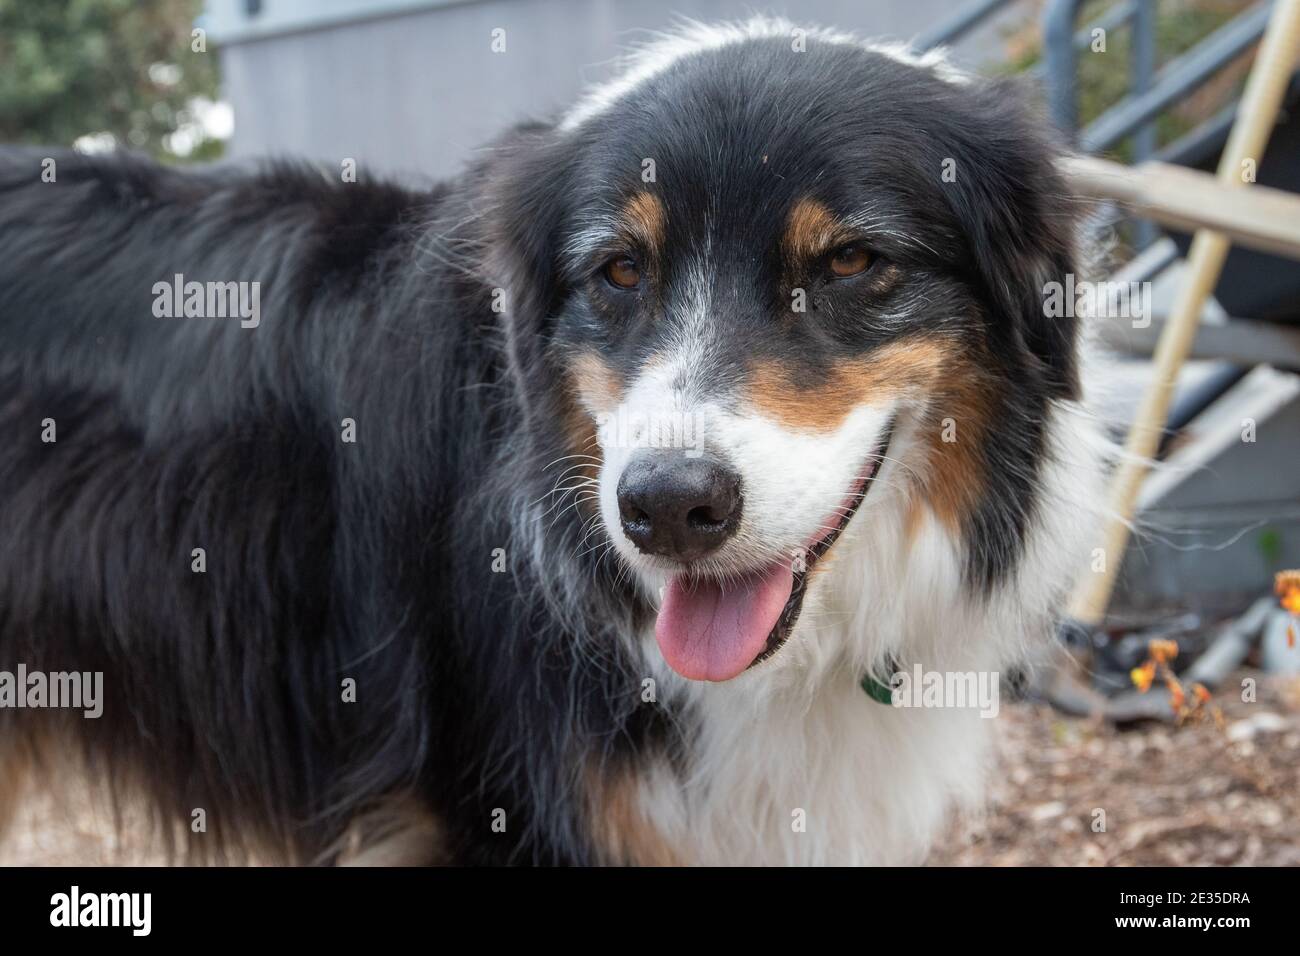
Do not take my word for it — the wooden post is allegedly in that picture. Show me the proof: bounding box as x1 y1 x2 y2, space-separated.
1069 0 1300 624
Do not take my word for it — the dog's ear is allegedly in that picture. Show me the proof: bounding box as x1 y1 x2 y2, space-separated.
937 79 1081 399
480 122 577 418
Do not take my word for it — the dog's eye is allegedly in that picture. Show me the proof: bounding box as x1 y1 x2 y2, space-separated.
828 244 873 279
603 255 641 290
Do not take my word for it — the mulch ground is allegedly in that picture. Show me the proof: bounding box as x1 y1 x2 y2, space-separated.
929 670 1300 866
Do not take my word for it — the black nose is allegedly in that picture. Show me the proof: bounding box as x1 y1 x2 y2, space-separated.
616 453 742 562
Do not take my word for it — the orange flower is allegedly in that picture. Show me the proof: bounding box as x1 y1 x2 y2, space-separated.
1131 661 1156 693
1272 571 1299 648
1168 676 1186 714
1149 639 1179 664
1192 683 1211 704
1275 570 1300 615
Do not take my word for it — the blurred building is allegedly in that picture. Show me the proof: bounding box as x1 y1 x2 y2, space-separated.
202 0 1026 180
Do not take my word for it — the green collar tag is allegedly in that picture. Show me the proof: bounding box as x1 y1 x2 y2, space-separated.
860 671 896 705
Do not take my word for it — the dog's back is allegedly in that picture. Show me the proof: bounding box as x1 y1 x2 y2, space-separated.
0 144 664 866
0 148 453 861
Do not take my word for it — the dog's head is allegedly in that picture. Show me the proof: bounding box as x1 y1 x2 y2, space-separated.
487 20 1080 683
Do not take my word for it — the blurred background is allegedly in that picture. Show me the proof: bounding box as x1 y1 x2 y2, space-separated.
1 0 1297 865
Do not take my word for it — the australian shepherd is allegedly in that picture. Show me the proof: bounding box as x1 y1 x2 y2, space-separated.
0 19 1107 865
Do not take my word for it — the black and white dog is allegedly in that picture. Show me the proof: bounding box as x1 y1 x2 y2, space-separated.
0 19 1106 865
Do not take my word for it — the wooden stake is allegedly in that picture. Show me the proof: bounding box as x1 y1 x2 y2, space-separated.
1069 0 1300 624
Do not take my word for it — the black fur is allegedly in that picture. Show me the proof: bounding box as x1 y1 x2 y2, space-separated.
0 144 667 864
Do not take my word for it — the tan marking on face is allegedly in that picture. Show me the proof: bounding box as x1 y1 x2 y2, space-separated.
747 337 953 433
567 352 624 417
784 197 848 262
916 357 994 533
585 762 680 866
621 192 666 257
747 337 995 535
560 352 617 504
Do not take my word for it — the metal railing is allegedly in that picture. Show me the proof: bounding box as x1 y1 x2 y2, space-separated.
1046 0 1275 150
1044 0 1276 250
911 0 1017 51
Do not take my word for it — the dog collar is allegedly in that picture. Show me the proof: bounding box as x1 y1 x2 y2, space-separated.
860 669 896 705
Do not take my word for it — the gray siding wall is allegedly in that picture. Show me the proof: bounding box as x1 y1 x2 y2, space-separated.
211 0 1027 181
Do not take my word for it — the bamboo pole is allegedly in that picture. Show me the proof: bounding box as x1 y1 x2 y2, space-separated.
1069 0 1300 624
1061 154 1300 261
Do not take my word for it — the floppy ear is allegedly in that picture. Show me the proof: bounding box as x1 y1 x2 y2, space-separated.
938 78 1081 399
480 122 578 423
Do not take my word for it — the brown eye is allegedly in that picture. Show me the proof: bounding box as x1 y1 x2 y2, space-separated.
828 244 873 278
604 256 641 289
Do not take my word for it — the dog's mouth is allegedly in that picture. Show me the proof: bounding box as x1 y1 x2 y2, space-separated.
653 419 896 682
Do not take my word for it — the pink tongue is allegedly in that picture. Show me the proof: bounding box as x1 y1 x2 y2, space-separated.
655 562 795 682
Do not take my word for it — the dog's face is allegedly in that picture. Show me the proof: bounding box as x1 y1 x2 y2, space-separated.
494 23 1079 683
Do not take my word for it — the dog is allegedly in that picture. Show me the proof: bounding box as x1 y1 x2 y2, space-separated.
0 18 1107 865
